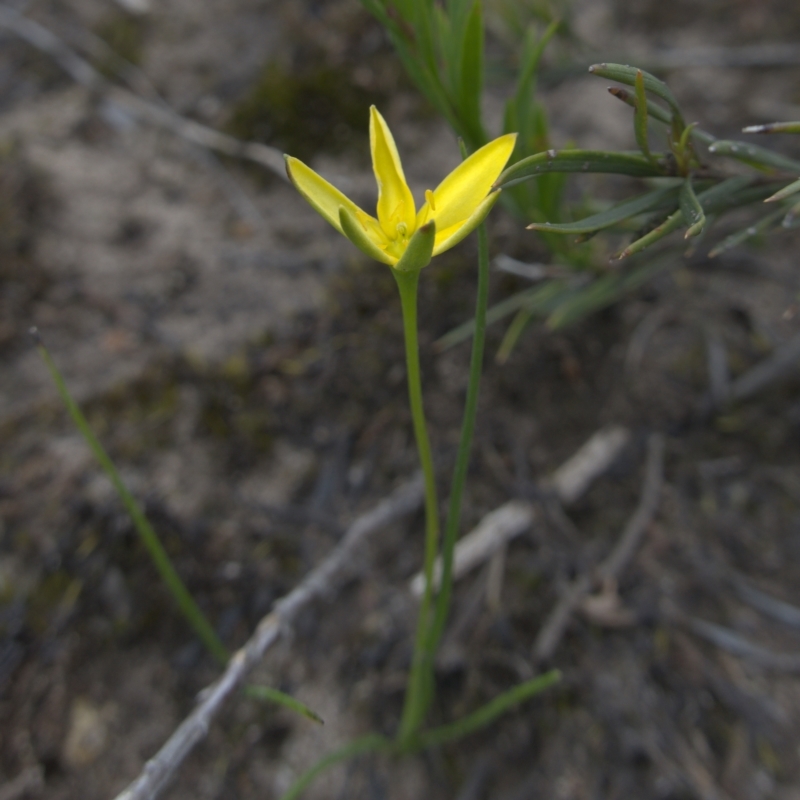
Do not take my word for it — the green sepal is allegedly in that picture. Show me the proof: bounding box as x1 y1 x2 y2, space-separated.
393 220 436 273
338 206 393 265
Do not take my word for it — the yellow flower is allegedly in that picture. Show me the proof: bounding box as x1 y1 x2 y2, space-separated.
285 106 516 269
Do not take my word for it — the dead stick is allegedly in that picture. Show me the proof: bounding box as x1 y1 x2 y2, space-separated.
111 475 423 800
533 433 665 663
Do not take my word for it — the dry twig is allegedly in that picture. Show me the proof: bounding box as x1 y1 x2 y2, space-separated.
533 433 665 663
682 616 800 673
408 425 632 595
111 476 423 800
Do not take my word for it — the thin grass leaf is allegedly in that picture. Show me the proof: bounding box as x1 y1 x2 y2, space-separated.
783 198 800 229
588 63 684 123
407 0 439 77
708 140 800 174
708 207 787 257
679 177 706 238
527 185 680 235
359 0 459 134
415 671 560 749
435 279 577 350
279 735 390 800
743 121 800 135
765 177 800 202
496 149 667 189
633 69 654 162
547 254 673 328
456 0 485 147
245 686 324 724
496 306 536 363
35 337 228 664
514 20 559 112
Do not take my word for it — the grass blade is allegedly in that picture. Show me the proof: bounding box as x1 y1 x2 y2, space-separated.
742 121 800 135
245 686 324 724
633 69 653 162
415 671 560 749
765 177 800 203
547 254 673 328
496 306 536 363
435 279 577 350
35 334 229 664
708 207 786 257
456 0 485 147
279 735 389 800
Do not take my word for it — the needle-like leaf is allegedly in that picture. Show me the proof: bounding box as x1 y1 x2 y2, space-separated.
742 121 800 135
708 207 786 257
589 63 684 124
765 177 800 203
496 149 666 189
679 177 706 238
633 70 654 163
708 140 800 173
527 186 680 235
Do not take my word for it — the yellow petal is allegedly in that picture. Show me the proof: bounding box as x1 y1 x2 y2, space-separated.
285 155 379 238
418 133 517 232
370 106 416 239
432 190 501 256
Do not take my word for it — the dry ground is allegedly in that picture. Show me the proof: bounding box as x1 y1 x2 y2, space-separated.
1 1 800 799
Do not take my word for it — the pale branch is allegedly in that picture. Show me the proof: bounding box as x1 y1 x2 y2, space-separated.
408 425 633 594
533 432 665 663
0 5 286 179
111 475 424 800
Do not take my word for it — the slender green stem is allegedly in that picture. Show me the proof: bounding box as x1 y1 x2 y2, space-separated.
245 685 324 724
414 670 561 750
36 338 229 664
279 734 390 800
393 269 441 747
423 222 491 712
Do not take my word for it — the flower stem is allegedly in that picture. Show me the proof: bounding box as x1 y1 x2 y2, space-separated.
393 268 441 747
409 225 489 744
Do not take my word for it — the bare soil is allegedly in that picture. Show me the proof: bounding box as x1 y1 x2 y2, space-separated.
1 1 800 799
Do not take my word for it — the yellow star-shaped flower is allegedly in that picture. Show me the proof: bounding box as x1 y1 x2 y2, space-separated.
285 106 516 270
